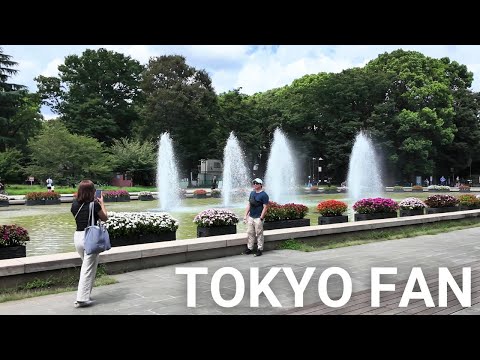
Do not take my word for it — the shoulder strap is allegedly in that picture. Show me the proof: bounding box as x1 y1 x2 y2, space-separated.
88 202 95 227
74 203 85 219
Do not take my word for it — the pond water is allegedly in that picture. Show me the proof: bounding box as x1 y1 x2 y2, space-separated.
0 192 437 257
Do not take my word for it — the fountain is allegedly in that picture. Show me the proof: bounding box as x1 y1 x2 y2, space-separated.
264 128 298 204
346 130 383 203
222 132 250 207
156 132 181 210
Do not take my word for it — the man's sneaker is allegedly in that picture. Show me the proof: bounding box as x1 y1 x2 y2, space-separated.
254 249 263 257
74 300 95 308
242 248 253 255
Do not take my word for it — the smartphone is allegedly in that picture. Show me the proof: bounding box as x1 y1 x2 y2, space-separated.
95 189 103 199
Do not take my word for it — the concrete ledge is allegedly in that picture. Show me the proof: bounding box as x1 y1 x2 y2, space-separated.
1 209 480 285
0 258 24 276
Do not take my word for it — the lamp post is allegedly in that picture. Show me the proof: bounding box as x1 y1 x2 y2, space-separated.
318 157 323 183
312 158 316 183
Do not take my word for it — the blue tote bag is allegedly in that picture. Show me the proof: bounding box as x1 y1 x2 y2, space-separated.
84 202 111 255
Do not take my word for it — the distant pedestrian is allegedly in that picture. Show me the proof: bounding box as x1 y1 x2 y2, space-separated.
46 177 53 191
211 176 217 190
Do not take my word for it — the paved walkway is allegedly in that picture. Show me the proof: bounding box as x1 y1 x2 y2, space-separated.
1 227 480 315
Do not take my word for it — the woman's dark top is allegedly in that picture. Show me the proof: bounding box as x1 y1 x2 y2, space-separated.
71 200 101 231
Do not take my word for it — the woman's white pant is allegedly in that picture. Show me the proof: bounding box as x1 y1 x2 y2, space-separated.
74 231 100 302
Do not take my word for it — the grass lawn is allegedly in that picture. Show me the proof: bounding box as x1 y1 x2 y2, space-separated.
3 184 157 195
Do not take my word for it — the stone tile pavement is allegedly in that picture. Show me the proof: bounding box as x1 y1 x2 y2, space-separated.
1 227 480 315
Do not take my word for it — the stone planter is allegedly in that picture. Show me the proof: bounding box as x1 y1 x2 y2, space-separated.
322 190 338 194
263 218 310 230
116 196 130 202
111 231 176 247
138 195 154 201
0 200 9 207
45 199 61 205
411 190 424 193
194 194 207 199
0 245 26 260
103 197 117 203
399 209 424 217
318 215 348 225
426 207 459 214
354 212 397 221
197 225 237 238
25 199 45 206
459 205 479 211
459 189 471 193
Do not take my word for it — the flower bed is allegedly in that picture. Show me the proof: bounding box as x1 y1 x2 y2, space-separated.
104 212 179 246
194 208 239 237
424 194 459 214
102 190 130 202
457 194 480 210
322 185 338 194
193 189 207 199
411 185 424 192
211 189 221 198
427 185 451 192
393 186 404 192
24 191 61 205
459 184 471 192
0 225 29 259
317 200 348 216
264 202 310 230
138 191 154 201
316 200 348 225
353 198 398 221
398 197 426 217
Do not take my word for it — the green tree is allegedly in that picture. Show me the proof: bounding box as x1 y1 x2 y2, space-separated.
0 47 31 152
109 138 157 186
215 89 262 161
366 50 460 181
26 121 113 184
0 148 24 183
136 55 218 180
35 48 144 144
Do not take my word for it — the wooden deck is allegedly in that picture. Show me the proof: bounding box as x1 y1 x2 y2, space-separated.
282 262 480 315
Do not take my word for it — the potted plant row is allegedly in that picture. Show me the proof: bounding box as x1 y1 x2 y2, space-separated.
25 191 61 206
317 200 348 225
102 190 130 202
0 224 30 259
353 198 399 221
263 202 310 230
104 211 179 246
194 208 239 237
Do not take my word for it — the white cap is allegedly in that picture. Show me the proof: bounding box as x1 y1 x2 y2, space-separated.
253 178 263 185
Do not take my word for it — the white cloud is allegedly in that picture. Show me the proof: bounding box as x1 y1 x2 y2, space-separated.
41 58 63 77
4 45 480 118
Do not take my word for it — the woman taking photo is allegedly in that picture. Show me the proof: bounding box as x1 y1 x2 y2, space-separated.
71 180 108 308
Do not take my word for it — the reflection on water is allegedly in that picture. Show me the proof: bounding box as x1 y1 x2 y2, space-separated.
0 195 356 257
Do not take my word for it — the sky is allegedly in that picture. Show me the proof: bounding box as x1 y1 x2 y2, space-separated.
3 45 480 119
